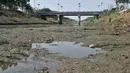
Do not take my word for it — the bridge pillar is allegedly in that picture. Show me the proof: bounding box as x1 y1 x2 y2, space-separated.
78 15 81 26
41 16 47 20
58 15 63 24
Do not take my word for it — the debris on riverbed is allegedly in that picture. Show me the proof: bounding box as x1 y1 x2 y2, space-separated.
89 44 95 48
37 67 49 73
0 26 130 73
46 37 54 43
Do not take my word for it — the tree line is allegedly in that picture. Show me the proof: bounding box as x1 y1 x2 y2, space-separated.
0 0 33 13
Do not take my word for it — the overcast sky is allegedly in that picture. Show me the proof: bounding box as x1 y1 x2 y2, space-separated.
30 0 116 20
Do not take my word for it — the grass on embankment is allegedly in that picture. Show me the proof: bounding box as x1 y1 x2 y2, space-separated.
0 10 57 24
84 9 130 35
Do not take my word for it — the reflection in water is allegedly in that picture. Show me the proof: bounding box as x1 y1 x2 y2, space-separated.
0 41 104 73
0 61 17 71
0 57 61 73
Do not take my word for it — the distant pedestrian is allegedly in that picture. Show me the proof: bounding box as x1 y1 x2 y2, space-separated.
102 20 105 24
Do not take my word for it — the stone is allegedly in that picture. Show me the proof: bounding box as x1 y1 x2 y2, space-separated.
74 61 79 64
89 44 95 48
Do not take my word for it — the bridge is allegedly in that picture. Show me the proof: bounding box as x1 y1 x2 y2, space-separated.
33 11 102 25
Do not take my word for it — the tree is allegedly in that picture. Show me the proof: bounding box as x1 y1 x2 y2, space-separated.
37 8 52 12
115 0 130 10
25 4 33 13
0 0 33 13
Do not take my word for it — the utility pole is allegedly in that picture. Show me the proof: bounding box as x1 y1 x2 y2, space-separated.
101 2 103 6
34 0 36 11
78 3 81 12
101 2 103 11
78 3 81 26
61 6 63 12
38 4 40 10
57 3 60 11
98 5 100 11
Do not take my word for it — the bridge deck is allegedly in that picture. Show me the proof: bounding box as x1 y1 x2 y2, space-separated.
33 11 102 16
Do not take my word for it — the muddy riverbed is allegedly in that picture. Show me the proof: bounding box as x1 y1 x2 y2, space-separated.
0 25 130 73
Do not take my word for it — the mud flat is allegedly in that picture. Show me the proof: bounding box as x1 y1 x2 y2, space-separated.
0 24 130 73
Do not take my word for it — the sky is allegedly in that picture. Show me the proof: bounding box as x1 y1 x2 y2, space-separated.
30 0 116 20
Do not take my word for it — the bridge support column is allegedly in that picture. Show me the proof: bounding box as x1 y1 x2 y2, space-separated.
58 15 63 25
78 15 81 26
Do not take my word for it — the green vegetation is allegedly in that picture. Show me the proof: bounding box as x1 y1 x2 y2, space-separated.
36 8 58 20
63 17 77 25
114 0 130 10
37 8 53 12
0 0 33 13
84 4 130 34
115 0 129 4
84 7 119 25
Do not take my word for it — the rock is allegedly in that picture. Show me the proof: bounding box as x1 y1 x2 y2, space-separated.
105 54 109 57
84 28 87 30
74 61 79 64
40 29 44 31
46 37 54 43
71 68 74 70
42 67 49 71
10 48 18 53
73 42 79 45
38 67 49 73
89 44 95 48
127 28 130 32
28 40 31 42
28 29 33 30
45 60 48 63
95 68 100 70
38 71 43 73
6 55 21 60
122 54 129 59
110 49 114 51
125 56 128 59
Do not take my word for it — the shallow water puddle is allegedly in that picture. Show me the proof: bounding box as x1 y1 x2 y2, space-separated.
0 57 61 73
0 42 104 73
32 41 104 58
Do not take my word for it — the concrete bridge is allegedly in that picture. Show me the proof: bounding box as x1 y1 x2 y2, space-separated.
33 11 102 25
